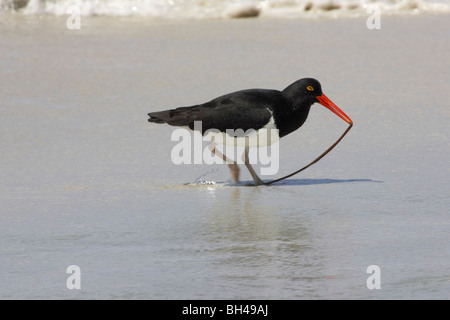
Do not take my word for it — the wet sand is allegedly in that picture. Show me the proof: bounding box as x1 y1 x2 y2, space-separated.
0 13 449 299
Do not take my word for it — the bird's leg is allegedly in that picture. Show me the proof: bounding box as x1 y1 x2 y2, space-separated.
208 143 240 183
243 146 264 186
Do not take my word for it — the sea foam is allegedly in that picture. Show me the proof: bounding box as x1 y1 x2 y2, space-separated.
1 0 449 18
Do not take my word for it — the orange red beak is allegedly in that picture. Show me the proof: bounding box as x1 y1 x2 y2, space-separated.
317 94 353 124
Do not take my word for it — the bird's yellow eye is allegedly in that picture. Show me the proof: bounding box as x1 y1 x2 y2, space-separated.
306 86 314 91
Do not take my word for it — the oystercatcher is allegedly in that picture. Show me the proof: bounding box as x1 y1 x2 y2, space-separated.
148 78 353 185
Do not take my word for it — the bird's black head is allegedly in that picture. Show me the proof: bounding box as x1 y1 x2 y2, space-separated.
283 78 352 124
282 78 323 104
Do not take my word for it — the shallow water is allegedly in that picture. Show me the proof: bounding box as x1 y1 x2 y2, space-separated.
0 14 449 299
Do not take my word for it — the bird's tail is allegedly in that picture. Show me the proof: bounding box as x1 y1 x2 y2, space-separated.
147 106 200 126
147 111 168 124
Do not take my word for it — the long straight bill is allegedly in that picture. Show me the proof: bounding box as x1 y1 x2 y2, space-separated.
317 94 353 124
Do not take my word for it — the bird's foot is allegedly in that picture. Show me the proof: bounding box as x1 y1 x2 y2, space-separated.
228 163 240 183
252 176 264 186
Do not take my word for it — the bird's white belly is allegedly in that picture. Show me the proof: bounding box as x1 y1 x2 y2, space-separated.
203 116 279 148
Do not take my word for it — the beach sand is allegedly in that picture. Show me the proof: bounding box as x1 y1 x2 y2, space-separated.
0 13 449 299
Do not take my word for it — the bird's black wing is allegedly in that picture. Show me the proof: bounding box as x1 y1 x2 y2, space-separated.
148 89 284 134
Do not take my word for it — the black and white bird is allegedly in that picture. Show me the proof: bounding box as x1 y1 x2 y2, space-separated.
148 78 352 185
